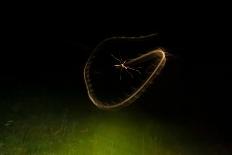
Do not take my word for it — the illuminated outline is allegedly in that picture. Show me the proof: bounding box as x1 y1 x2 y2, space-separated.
84 35 166 110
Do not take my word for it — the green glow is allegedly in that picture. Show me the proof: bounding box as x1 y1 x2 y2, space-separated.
0 97 226 154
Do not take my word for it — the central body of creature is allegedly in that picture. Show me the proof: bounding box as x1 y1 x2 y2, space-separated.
114 61 127 69
111 54 140 80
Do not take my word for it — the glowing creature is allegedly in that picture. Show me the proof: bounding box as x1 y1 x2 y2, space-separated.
84 34 166 110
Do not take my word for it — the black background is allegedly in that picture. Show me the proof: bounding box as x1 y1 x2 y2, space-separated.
1 4 231 145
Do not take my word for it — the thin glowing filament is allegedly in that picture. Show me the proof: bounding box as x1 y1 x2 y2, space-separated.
84 48 166 110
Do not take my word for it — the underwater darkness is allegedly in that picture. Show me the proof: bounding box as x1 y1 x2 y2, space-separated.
0 12 232 154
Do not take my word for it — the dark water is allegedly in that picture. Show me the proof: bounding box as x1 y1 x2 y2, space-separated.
0 14 231 154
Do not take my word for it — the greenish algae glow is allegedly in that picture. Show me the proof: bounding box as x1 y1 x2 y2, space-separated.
0 96 229 155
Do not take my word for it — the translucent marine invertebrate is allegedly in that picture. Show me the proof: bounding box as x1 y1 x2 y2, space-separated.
84 34 166 110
